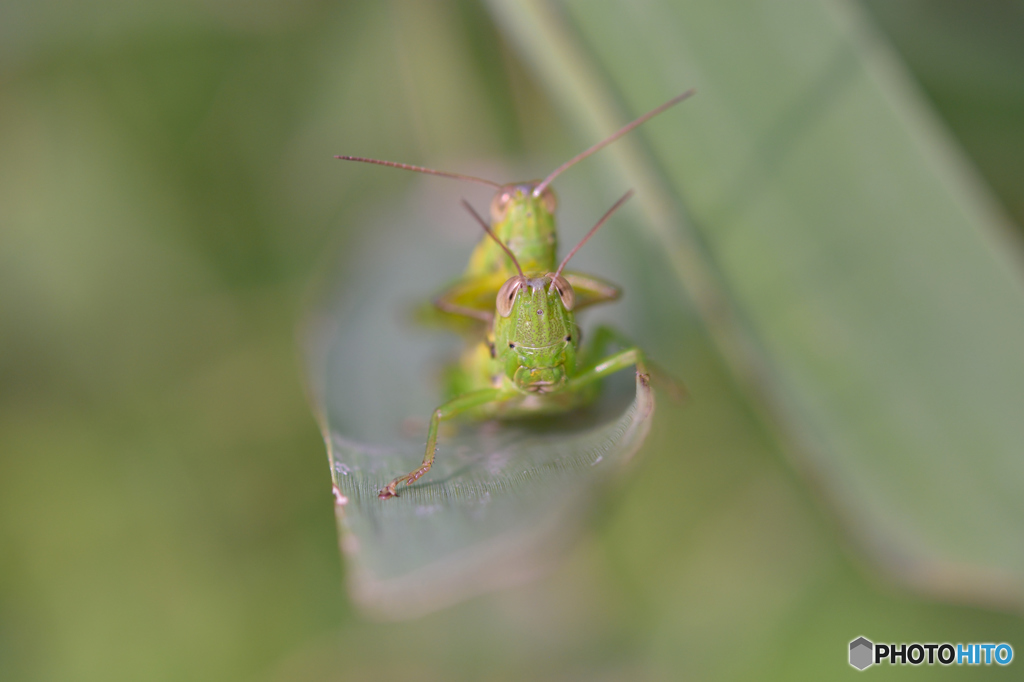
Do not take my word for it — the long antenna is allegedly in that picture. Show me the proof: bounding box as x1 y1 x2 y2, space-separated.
554 189 633 281
533 89 695 197
335 156 501 189
461 200 524 278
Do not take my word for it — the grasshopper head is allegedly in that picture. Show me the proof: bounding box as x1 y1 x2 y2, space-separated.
490 183 558 224
470 183 558 277
494 274 577 394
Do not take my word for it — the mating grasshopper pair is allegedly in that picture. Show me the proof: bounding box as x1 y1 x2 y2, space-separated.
338 90 693 499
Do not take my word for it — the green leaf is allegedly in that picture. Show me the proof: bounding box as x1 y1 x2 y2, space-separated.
487 0 1024 607
304 183 654 619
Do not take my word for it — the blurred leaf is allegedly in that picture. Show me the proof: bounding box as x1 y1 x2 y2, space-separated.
305 181 654 619
486 0 1024 608
861 0 1024 230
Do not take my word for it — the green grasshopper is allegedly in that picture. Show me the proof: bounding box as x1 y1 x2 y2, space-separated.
337 89 694 324
378 189 652 499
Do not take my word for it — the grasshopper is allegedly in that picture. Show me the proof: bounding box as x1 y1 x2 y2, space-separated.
337 89 694 324
378 189 653 499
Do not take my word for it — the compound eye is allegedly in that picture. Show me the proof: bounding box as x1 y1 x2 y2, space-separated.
490 189 513 222
540 187 557 214
550 275 575 311
496 276 524 318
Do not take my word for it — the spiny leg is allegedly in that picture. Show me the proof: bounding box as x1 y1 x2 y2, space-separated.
433 270 508 318
568 346 651 394
579 325 687 401
379 387 506 499
426 273 507 334
562 272 620 310
434 294 493 321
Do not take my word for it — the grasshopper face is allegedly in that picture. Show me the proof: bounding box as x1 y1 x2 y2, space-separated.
494 274 577 394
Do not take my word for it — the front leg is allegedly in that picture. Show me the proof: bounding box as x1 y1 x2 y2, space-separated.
567 346 651 393
379 387 506 499
578 325 687 401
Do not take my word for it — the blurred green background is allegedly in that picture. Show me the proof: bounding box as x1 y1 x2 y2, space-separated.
2 1 1023 680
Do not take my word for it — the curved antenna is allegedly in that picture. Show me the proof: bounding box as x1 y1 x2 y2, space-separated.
533 89 695 197
461 200 524 278
335 156 501 189
554 189 633 281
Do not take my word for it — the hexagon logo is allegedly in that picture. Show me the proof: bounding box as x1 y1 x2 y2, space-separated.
850 637 874 670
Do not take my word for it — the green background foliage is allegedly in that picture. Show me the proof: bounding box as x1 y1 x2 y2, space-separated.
2 1 1023 680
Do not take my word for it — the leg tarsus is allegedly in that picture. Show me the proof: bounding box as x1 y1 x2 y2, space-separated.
378 481 399 500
